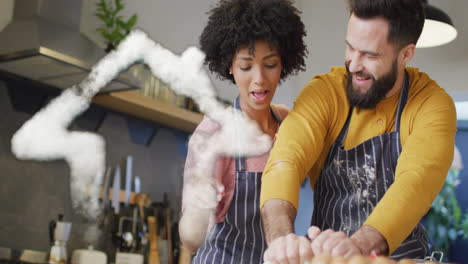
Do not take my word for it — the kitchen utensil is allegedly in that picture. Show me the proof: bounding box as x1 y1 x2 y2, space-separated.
124 156 133 207
134 193 151 221
147 216 160 264
177 245 191 264
71 246 107 264
48 215 72 264
153 204 168 263
0 247 48 263
53 221 72 242
101 166 112 210
131 207 138 252
19 249 48 263
134 193 151 250
158 239 168 264
112 166 121 214
117 216 132 252
165 207 173 264
50 227 71 263
115 252 144 264
116 215 145 252
122 231 134 250
134 176 141 194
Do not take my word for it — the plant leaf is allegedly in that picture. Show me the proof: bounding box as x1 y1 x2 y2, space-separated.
126 15 138 30
462 214 468 238
115 0 124 13
101 0 108 11
116 18 126 29
453 202 461 227
110 27 124 46
115 0 123 9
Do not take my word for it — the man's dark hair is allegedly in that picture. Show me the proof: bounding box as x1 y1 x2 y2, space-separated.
348 0 425 49
199 0 307 83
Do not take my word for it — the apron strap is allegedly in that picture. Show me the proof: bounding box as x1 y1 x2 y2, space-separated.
394 71 410 132
336 71 410 144
234 97 245 171
235 156 247 172
336 108 353 144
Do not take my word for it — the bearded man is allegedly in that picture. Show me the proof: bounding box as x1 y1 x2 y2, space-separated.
261 0 457 262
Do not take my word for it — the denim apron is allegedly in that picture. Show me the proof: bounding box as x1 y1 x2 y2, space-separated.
312 72 429 259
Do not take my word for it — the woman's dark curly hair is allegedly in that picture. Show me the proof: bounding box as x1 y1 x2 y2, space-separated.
199 0 307 84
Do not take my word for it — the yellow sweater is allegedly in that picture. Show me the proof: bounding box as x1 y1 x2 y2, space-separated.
260 66 457 254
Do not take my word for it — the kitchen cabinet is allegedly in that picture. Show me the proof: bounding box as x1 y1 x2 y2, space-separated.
92 90 203 133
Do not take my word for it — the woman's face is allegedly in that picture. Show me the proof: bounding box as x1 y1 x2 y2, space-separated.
230 40 282 112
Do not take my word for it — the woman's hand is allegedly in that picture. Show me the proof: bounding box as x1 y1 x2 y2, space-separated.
179 176 223 252
183 176 222 210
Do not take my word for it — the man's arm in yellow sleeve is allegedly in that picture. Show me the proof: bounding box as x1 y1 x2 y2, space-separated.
260 76 335 241
363 90 457 254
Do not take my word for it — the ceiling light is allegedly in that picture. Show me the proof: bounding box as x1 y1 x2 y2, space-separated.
417 0 457 48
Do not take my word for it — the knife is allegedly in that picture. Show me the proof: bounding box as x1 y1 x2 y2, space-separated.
124 156 133 207
112 166 121 214
134 176 141 194
102 166 112 210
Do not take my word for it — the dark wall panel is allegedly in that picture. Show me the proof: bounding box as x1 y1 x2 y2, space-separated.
0 80 188 253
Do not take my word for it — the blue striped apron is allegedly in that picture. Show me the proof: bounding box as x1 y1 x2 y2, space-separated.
311 72 429 259
192 98 280 264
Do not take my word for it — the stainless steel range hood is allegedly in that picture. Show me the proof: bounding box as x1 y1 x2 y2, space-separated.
0 0 140 93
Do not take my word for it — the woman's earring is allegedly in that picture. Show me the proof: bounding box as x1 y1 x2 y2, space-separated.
229 71 232 75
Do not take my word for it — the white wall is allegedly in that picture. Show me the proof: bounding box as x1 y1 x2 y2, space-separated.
80 0 468 105
294 0 349 96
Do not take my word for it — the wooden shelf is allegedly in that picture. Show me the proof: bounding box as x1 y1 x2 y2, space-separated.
92 90 203 133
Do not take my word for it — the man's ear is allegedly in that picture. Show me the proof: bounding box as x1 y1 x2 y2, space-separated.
400 44 416 64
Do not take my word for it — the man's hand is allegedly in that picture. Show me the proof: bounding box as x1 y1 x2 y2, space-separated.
262 199 316 263
309 228 361 258
263 233 314 264
307 225 388 258
350 225 389 256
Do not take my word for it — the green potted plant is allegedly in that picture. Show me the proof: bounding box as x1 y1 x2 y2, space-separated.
424 147 468 260
95 0 138 52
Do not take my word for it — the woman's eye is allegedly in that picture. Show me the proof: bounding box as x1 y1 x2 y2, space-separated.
240 66 251 71
265 63 277 69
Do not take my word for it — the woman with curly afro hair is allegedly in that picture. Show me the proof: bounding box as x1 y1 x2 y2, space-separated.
180 0 307 262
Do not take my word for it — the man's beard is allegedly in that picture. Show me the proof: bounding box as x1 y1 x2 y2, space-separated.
345 60 398 109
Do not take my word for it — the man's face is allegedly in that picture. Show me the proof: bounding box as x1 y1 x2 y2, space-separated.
344 14 400 109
